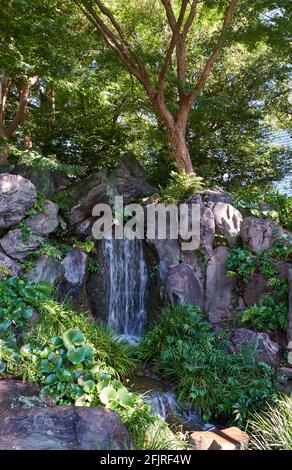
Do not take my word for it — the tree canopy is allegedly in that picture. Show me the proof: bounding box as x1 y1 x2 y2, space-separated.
0 0 291 188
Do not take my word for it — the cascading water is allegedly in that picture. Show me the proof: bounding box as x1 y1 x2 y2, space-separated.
103 237 148 342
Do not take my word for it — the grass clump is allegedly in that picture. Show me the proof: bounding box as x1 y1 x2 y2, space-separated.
248 395 292 450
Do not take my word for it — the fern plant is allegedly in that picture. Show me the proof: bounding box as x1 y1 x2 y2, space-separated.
160 171 204 204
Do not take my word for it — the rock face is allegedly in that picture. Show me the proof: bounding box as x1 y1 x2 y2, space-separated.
57 248 89 310
109 152 156 203
0 229 41 261
243 272 269 307
0 250 23 279
12 164 70 196
62 154 156 232
27 200 59 236
230 328 280 367
27 255 64 286
166 263 204 310
274 367 292 393
205 246 237 323
62 172 113 229
213 202 242 246
0 173 36 233
241 217 283 254
200 188 232 205
187 195 215 256
0 380 131 450
190 427 249 450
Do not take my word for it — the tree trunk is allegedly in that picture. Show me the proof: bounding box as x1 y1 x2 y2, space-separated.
168 124 193 173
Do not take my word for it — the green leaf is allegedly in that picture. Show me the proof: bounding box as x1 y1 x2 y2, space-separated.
67 346 86 364
62 328 85 349
99 386 117 405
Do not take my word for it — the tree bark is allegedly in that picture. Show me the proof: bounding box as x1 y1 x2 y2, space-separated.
167 123 193 173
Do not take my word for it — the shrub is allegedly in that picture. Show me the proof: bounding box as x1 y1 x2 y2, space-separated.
248 395 292 450
232 187 292 230
139 304 276 424
241 294 288 331
0 278 54 340
160 171 204 204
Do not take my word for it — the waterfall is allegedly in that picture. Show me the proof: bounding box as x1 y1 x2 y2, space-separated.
103 237 148 342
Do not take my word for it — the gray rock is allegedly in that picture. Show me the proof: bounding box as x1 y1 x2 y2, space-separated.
26 255 64 286
0 380 131 450
200 188 232 205
27 200 59 236
61 248 87 287
230 328 280 367
0 173 36 233
12 165 70 196
243 272 270 307
109 152 157 203
0 228 41 261
213 202 243 246
206 246 238 323
274 367 292 393
166 263 204 309
57 248 89 311
61 172 114 229
241 217 284 254
187 195 215 257
0 250 23 279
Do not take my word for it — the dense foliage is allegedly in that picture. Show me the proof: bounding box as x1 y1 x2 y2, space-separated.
227 239 290 330
0 276 184 449
139 304 277 424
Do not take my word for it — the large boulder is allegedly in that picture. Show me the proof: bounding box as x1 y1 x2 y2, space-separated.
166 263 204 309
205 246 238 323
230 328 280 367
240 217 284 254
27 200 59 236
189 427 249 450
26 255 64 286
108 152 156 203
57 248 89 311
0 380 131 450
0 250 23 279
60 172 114 229
200 188 232 205
0 173 36 233
243 272 270 307
12 164 70 196
187 195 215 257
213 202 243 246
0 228 41 261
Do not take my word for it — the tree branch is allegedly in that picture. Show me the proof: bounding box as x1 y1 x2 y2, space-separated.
193 0 238 96
157 0 189 94
5 76 38 139
77 1 155 99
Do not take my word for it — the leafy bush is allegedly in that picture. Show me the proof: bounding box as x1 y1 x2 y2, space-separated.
241 294 288 331
160 171 204 204
139 304 276 424
8 145 86 178
248 395 292 450
227 242 290 330
232 187 292 230
0 278 54 340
